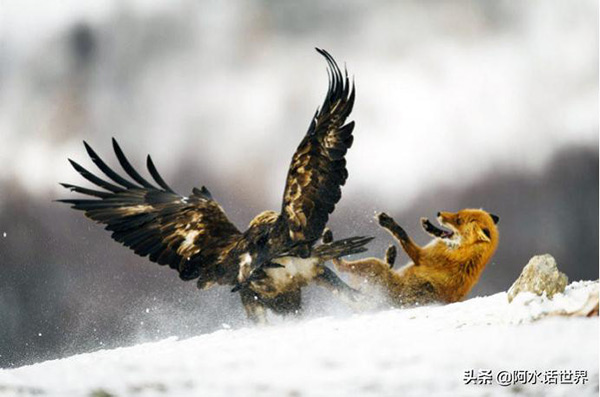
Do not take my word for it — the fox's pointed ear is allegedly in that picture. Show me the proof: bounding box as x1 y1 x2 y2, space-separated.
490 213 500 224
476 226 492 243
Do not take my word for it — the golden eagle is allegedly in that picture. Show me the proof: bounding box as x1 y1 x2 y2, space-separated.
59 49 371 323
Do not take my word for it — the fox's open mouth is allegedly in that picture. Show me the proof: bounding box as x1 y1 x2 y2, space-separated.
437 218 457 239
439 228 454 238
421 218 454 239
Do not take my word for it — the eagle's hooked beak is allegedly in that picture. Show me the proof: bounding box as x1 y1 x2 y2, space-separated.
231 243 284 293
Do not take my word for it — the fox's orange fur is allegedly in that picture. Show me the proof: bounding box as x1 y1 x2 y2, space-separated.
334 209 499 306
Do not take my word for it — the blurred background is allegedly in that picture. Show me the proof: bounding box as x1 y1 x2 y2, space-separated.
0 0 597 368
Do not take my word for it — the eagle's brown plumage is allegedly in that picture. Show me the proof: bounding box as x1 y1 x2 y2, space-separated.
59 49 370 322
281 49 355 242
61 141 242 285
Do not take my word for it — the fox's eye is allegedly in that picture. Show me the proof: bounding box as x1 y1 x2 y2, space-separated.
456 218 462 225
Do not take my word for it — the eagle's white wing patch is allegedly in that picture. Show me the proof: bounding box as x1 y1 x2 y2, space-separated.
268 256 320 287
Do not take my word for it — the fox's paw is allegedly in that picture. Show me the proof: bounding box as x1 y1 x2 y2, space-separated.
377 212 395 228
385 244 397 268
378 212 408 241
421 217 436 234
421 217 446 238
321 227 333 244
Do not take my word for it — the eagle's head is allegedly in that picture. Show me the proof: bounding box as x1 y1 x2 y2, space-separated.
231 211 283 292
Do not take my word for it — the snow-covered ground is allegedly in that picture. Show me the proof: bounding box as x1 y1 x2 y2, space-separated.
0 281 597 397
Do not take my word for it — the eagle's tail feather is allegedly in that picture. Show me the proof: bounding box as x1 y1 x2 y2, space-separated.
313 236 374 261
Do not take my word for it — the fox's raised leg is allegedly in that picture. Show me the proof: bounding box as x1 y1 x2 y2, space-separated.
378 212 422 264
420 217 446 238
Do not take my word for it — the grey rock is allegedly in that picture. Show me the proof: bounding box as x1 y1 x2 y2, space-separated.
507 254 568 302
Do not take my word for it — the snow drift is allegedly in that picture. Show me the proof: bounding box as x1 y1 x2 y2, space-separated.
0 281 597 397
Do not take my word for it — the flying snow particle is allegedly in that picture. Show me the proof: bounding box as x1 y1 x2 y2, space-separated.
145 308 150 313
38 333 42 337
2 232 6 238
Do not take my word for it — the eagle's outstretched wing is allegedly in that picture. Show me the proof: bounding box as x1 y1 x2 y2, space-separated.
281 49 356 243
59 139 242 287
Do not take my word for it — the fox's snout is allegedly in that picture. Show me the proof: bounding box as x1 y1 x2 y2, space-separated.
436 211 455 226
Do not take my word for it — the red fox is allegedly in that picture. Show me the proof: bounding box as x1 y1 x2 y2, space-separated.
332 209 499 306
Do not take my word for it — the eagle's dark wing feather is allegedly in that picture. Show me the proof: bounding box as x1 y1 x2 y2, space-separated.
59 139 242 286
280 49 356 242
